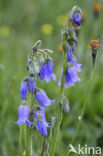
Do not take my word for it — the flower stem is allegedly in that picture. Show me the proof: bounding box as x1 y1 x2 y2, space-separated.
50 52 66 156
47 118 54 155
71 67 95 144
41 136 46 156
26 127 32 156
19 125 23 154
26 93 32 156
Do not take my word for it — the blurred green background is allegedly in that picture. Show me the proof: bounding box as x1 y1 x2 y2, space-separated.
0 0 103 155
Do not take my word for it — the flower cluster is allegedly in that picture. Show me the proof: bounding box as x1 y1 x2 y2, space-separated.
16 41 56 136
58 6 82 88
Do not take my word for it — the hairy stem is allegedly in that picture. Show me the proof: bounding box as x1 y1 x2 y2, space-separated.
47 119 54 155
26 93 32 156
50 52 66 156
19 125 23 154
41 137 46 156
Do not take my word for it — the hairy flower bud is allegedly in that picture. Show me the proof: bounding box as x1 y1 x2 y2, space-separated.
20 78 29 99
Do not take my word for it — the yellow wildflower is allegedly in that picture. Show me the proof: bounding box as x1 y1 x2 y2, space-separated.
41 24 53 35
0 25 10 37
58 43 63 52
81 10 86 20
22 151 26 156
56 14 68 27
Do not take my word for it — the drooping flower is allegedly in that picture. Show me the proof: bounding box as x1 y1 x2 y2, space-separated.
72 57 82 72
38 60 56 83
66 48 73 62
20 79 29 99
38 64 45 80
29 77 36 93
35 89 54 107
44 61 56 82
15 104 32 127
35 109 49 136
58 66 81 88
72 12 81 26
66 48 82 72
65 67 80 88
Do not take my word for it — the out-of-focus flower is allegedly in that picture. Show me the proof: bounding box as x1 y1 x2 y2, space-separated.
0 25 10 37
35 108 49 136
22 151 26 156
56 14 68 27
58 43 63 52
29 77 36 93
41 24 53 35
15 104 32 127
20 79 29 99
35 89 54 108
38 60 56 83
72 12 81 26
81 10 86 23
93 3 101 12
88 40 99 51
93 3 101 19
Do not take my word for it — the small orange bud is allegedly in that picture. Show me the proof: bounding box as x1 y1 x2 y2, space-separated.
93 3 101 12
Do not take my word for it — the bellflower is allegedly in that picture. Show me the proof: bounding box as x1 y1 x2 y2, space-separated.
66 48 82 72
58 66 80 88
35 109 49 136
35 89 54 108
38 60 56 83
38 64 45 80
44 61 56 82
72 12 81 25
65 67 80 88
29 77 36 93
66 48 73 62
72 57 82 72
15 104 32 127
20 80 29 99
